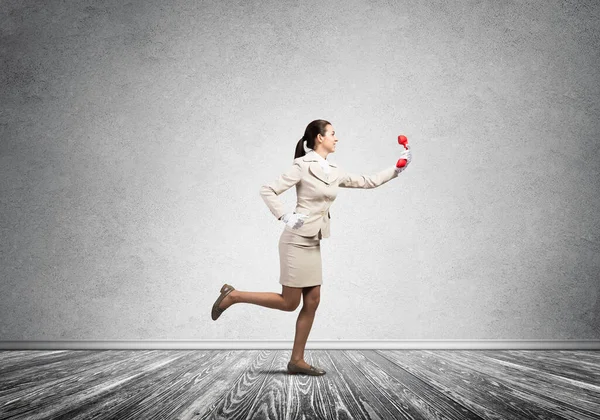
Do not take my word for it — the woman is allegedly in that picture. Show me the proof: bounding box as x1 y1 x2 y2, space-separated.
211 119 412 376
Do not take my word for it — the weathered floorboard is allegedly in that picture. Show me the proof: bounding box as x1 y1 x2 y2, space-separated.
0 350 598 420
380 350 591 420
349 350 484 419
199 350 282 419
434 350 600 420
473 350 600 385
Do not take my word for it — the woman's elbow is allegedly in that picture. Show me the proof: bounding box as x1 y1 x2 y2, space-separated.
259 185 275 198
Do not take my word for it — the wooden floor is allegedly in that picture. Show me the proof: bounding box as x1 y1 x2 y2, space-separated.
0 350 598 419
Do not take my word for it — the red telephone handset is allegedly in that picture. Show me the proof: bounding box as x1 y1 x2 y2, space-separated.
396 135 409 168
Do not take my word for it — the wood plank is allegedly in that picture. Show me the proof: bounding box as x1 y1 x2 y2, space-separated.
59 351 211 419
558 350 600 364
49 351 205 420
88 350 261 420
0 349 597 419
0 350 96 379
190 350 285 420
1 351 243 419
379 350 562 420
443 350 600 419
336 351 479 419
471 350 600 385
347 350 484 419
432 350 600 420
0 350 169 420
252 350 334 420
310 349 396 419
242 350 290 419
0 350 150 396
195 350 281 419
310 349 395 419
142 350 261 420
14 351 193 420
292 351 341 419
316 350 402 419
0 350 69 364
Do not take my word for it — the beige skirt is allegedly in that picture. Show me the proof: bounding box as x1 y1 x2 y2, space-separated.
278 228 322 288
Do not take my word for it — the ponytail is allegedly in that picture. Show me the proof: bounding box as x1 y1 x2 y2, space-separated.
294 137 307 160
293 119 331 160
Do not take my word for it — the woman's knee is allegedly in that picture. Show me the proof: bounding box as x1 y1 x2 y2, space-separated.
281 286 302 311
302 286 320 312
302 296 320 312
283 298 301 312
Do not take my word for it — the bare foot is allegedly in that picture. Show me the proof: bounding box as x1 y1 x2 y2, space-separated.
290 359 311 370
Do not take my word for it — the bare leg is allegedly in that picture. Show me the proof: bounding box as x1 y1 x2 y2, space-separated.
218 286 301 312
290 285 320 369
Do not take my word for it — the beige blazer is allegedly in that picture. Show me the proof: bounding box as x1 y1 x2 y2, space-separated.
260 150 399 239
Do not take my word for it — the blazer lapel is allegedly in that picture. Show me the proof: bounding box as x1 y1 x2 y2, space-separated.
308 163 331 184
304 152 339 185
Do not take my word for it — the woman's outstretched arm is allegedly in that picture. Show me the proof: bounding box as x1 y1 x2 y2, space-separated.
338 166 399 189
339 146 411 189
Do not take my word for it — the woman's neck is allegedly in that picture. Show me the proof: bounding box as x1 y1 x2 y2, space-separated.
312 149 328 160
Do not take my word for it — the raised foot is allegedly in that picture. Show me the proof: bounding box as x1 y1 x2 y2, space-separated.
211 284 236 321
218 290 236 310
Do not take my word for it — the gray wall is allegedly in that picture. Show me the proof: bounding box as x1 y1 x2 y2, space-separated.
1 0 599 341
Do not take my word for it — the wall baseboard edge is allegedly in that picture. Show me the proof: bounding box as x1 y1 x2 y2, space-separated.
1 340 599 350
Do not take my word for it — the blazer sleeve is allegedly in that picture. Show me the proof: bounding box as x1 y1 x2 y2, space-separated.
338 166 399 189
259 161 303 220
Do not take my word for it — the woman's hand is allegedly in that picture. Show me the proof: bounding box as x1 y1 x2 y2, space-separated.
395 147 412 174
281 213 309 229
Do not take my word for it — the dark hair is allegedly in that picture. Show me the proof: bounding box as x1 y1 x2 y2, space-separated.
294 119 332 159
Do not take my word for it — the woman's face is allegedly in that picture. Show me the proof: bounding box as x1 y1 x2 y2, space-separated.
318 125 338 154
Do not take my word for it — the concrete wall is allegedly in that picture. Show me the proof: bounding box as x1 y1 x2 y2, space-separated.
1 0 599 341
